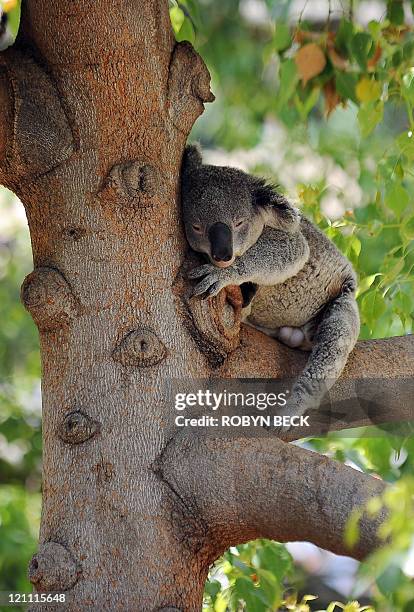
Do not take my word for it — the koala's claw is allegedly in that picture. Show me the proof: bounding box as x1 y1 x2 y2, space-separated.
187 264 216 280
205 282 221 298
189 263 230 298
192 277 222 298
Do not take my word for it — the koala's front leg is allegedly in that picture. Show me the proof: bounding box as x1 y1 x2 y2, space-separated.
188 227 309 298
187 263 241 298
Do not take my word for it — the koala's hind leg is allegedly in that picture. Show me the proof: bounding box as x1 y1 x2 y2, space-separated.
288 279 360 414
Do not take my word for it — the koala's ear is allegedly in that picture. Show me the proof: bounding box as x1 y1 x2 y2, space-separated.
252 180 300 232
181 144 203 179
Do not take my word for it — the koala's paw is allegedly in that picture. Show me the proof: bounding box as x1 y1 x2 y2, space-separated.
187 264 229 298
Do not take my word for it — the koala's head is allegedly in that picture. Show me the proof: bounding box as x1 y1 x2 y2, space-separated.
181 144 300 268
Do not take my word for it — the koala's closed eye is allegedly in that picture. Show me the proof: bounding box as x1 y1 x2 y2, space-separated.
234 218 247 228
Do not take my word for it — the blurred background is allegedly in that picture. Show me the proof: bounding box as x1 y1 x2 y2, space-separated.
1 0 414 610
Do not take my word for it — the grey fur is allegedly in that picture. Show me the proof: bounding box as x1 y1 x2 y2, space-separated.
181 144 360 417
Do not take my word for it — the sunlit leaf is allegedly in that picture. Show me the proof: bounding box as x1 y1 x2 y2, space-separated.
356 274 381 297
401 215 414 240
277 59 298 110
358 100 384 137
385 182 410 216
274 22 291 52
169 5 185 33
356 77 381 103
295 43 326 86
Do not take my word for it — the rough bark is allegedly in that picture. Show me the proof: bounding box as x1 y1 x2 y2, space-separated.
1 2 411 610
158 436 387 562
220 328 414 441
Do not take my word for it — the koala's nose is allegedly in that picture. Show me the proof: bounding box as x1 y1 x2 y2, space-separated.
208 222 233 262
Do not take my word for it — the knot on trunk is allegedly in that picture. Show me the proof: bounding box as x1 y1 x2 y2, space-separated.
101 160 165 207
21 267 78 332
113 328 169 367
0 51 74 183
58 410 100 444
175 258 242 368
28 542 80 592
167 41 215 134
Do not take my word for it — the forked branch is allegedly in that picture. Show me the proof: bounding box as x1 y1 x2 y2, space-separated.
159 435 387 562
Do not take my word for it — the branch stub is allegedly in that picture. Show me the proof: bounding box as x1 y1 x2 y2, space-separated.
167 41 215 134
101 160 165 208
28 542 80 592
21 267 78 332
58 410 101 445
113 327 168 367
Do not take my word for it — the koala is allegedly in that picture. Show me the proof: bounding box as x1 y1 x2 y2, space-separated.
181 144 360 420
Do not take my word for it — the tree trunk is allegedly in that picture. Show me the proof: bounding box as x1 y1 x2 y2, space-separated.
1 2 411 610
1 2 216 608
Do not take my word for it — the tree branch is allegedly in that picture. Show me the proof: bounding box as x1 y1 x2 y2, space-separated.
217 326 414 440
159 435 387 562
17 1 174 66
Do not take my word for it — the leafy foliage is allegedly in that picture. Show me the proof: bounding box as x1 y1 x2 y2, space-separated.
203 540 373 611
0 190 41 593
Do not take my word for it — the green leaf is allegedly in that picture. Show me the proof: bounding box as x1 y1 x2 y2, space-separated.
351 32 374 70
175 17 196 44
335 71 358 103
361 290 387 323
351 235 361 256
368 20 382 40
294 87 320 120
385 182 410 216
387 0 404 25
394 290 413 315
358 100 384 137
169 5 185 33
401 215 414 240
204 579 221 603
397 131 414 160
234 577 266 612
402 69 414 105
276 59 298 110
356 273 381 297
255 541 292 581
274 22 291 52
403 39 414 60
336 19 354 54
256 568 281 607
392 48 403 68
377 564 406 596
